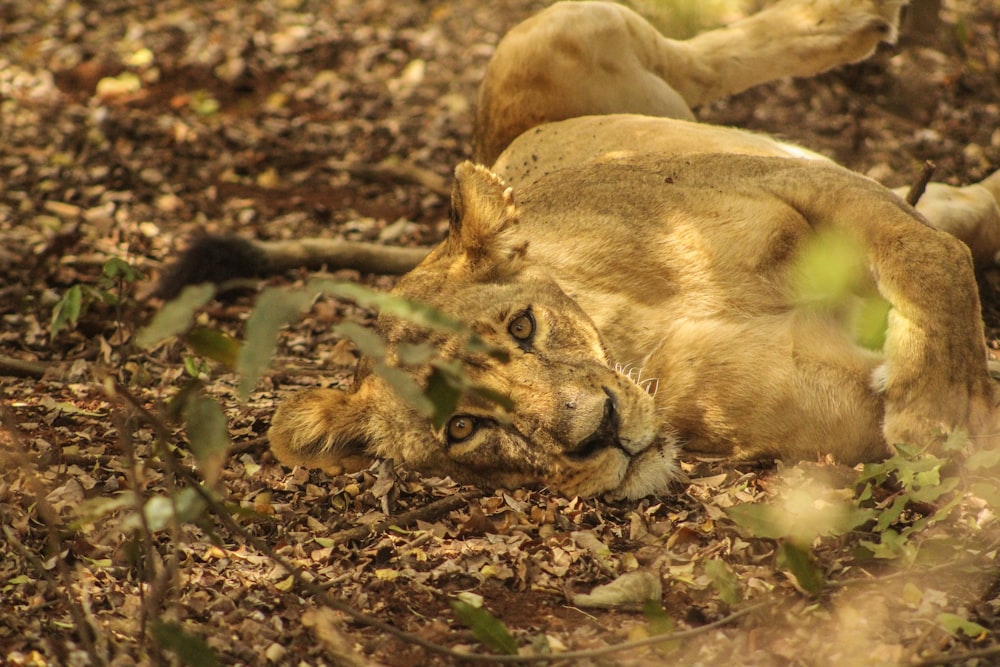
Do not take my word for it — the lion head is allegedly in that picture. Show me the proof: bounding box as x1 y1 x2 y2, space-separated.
268 162 679 498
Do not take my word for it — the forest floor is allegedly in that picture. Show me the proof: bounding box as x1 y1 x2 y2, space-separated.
2 0 1000 665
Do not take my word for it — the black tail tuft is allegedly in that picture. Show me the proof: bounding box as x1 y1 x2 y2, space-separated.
154 235 270 300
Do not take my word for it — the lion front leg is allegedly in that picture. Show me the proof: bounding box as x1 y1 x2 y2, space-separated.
764 160 993 451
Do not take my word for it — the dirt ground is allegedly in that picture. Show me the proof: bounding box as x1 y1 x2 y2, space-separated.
2 0 1000 665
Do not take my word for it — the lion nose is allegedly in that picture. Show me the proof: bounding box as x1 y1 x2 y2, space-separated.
566 388 622 460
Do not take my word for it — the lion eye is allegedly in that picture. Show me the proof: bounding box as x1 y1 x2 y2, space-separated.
446 415 477 442
508 311 535 342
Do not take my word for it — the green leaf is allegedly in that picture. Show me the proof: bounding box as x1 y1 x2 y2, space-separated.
334 320 387 359
966 447 1000 471
860 528 916 563
907 475 959 504
73 493 134 527
372 362 435 418
184 327 241 367
971 481 1000 511
642 599 678 654
237 287 316 397
791 228 867 308
182 393 231 485
50 284 83 339
936 613 987 638
705 558 741 605
450 596 518 655
850 295 890 350
425 366 463 429
725 503 786 540
184 356 211 378
102 256 143 283
307 279 507 359
151 620 221 667
396 342 437 366
122 488 207 533
189 90 220 117
874 495 908 532
776 542 823 594
137 283 217 348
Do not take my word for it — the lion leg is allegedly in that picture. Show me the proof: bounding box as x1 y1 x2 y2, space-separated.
473 0 903 165
893 171 1000 267
765 162 993 449
676 0 905 105
473 2 697 165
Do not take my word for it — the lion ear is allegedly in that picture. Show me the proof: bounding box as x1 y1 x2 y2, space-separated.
445 161 527 276
268 385 375 475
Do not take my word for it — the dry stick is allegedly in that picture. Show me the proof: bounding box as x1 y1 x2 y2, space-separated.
0 353 48 379
328 157 451 196
906 160 936 207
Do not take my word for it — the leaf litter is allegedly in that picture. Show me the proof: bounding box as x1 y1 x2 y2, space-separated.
2 0 1000 665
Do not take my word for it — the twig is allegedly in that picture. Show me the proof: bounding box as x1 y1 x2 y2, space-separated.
914 645 1000 667
328 157 450 196
0 353 48 379
329 490 482 545
906 160 936 206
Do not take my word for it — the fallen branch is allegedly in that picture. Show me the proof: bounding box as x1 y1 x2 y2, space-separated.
906 160 936 206
328 157 451 196
0 353 47 379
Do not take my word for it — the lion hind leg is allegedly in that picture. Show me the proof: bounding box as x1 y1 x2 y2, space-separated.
893 171 1000 267
674 0 906 105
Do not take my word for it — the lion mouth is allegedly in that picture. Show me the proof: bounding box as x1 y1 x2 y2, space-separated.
566 387 624 460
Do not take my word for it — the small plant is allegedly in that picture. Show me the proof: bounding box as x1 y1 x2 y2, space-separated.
854 438 965 563
50 256 145 343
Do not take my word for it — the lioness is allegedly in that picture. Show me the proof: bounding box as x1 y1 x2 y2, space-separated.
169 0 1000 498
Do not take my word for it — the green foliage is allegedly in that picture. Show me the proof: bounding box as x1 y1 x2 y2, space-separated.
727 479 872 592
450 593 518 655
181 392 232 486
641 599 679 654
726 489 872 546
151 620 220 667
936 612 988 639
854 441 966 564
120 488 207 534
234 279 512 424
704 558 741 605
136 284 218 348
775 542 823 595
50 284 83 339
789 228 890 350
50 256 145 340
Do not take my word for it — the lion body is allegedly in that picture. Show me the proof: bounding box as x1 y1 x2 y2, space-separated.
265 0 1000 498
